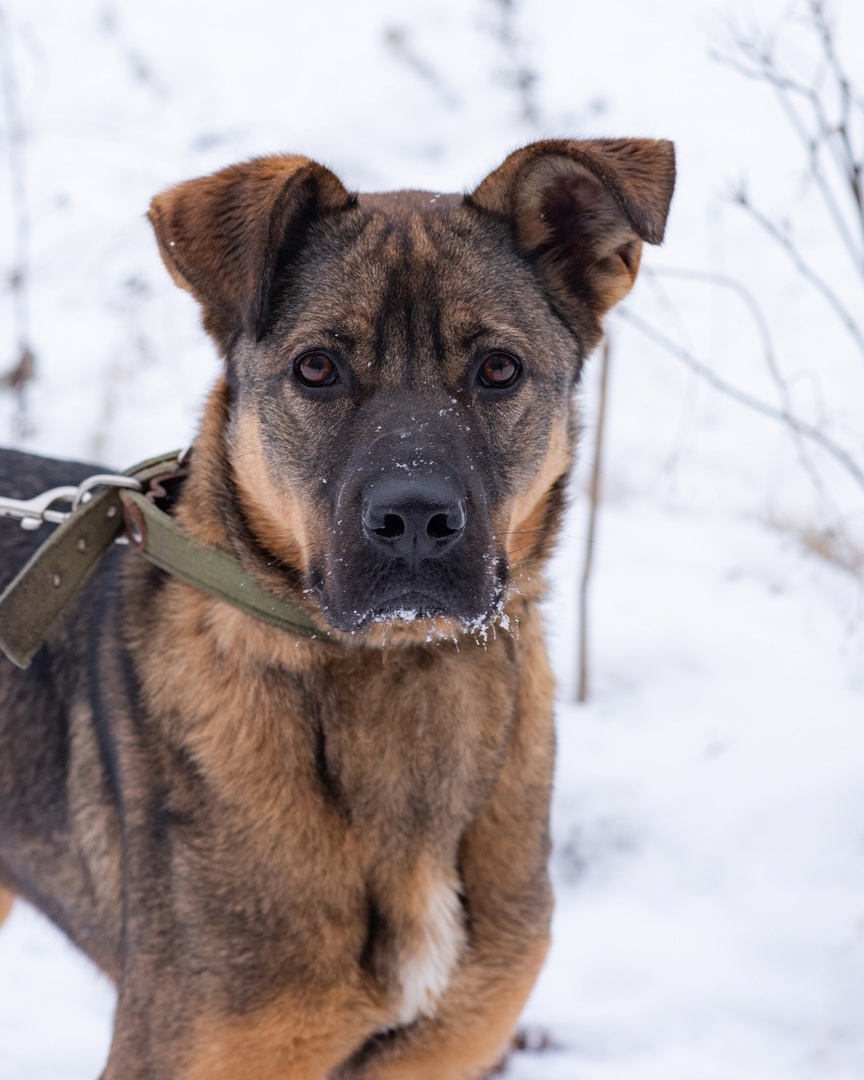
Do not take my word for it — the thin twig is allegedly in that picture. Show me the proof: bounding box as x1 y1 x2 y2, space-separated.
383 25 461 108
807 0 864 238
487 0 540 127
732 197 864 366
771 87 864 277
0 6 36 431
784 115 861 273
713 8 864 275
577 337 611 704
617 308 864 493
645 266 837 514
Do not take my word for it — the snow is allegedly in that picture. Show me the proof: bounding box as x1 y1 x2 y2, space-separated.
1 0 863 1077
534 503 864 1079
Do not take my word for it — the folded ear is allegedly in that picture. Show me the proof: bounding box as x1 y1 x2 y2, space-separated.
148 155 355 352
468 138 675 322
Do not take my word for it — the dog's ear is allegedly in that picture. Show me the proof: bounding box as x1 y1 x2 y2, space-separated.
148 155 355 351
468 139 675 321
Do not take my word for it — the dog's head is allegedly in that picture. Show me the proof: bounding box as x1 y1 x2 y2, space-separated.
148 140 674 640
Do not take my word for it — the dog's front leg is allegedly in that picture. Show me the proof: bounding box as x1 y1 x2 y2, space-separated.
101 980 387 1080
346 928 550 1080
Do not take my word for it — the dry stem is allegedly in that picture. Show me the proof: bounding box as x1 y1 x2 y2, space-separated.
0 7 36 434
577 337 611 703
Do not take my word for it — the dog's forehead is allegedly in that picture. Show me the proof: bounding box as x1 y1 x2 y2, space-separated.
284 190 535 335
356 190 463 215
268 187 567 388
304 188 539 322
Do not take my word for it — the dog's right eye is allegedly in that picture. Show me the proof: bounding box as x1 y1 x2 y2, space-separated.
294 351 340 388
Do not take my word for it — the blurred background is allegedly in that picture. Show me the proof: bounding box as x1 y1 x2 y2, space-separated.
0 1 862 1077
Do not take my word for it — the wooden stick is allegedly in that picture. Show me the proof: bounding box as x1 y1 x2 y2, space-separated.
577 336 611 703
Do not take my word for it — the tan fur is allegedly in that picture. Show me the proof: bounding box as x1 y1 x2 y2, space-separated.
361 939 550 1080
110 532 555 1077
178 987 385 1080
0 887 13 929
108 537 551 1077
179 938 549 1080
230 411 320 576
471 138 674 321
502 419 572 586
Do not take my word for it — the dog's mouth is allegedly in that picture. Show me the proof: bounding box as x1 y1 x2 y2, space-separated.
310 563 509 638
360 591 454 626
347 589 498 629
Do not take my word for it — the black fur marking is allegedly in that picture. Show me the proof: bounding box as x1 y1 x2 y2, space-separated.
85 554 126 812
221 465 305 592
334 1027 408 1079
314 720 343 809
358 893 389 980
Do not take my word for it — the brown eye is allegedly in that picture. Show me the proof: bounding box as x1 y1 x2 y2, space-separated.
477 352 522 390
295 351 339 388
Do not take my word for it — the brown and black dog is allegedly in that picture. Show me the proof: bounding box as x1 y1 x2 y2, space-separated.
0 139 674 1079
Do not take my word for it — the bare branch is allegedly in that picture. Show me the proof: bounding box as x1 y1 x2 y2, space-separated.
383 25 462 108
577 337 611 704
485 0 541 127
713 6 864 272
807 0 863 231
645 266 838 513
0 6 36 433
616 307 864 494
730 188 864 357
772 87 864 275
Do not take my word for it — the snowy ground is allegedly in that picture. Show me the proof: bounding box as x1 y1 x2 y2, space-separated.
0 0 863 1077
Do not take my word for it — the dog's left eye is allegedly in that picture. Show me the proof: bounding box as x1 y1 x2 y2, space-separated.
477 352 522 390
294 351 340 388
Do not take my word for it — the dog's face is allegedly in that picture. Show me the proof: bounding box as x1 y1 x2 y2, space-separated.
148 142 674 637
224 192 585 634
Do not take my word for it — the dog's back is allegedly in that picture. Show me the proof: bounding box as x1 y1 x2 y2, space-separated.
0 448 126 972
0 449 101 586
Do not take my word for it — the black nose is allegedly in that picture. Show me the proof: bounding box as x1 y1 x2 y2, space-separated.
362 476 467 562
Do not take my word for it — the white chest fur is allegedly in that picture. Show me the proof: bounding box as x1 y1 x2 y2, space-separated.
395 876 466 1026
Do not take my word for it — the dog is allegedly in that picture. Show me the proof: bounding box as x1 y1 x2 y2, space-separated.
0 139 674 1079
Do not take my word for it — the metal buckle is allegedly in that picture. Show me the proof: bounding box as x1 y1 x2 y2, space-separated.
71 474 143 510
0 474 143 531
0 486 80 530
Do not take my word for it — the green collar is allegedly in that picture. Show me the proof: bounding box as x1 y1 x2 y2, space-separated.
0 450 330 669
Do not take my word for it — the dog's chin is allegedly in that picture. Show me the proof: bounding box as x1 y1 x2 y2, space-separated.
317 588 507 645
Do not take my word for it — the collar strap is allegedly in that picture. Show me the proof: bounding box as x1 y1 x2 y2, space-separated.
0 450 331 669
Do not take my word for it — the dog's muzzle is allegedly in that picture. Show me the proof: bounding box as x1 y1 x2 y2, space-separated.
315 397 503 633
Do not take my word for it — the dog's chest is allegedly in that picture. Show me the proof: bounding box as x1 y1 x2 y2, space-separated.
160 637 517 1018
311 650 515 1020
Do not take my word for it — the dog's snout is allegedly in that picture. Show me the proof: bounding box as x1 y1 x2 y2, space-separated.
363 477 466 561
